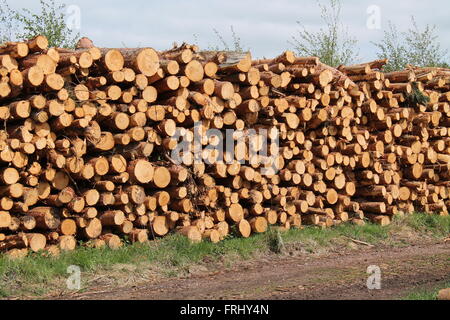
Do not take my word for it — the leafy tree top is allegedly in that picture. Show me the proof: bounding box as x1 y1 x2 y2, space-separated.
0 0 79 48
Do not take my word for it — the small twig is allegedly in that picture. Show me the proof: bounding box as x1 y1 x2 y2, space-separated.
270 88 287 97
87 274 109 283
163 152 178 166
345 237 375 247
70 289 110 297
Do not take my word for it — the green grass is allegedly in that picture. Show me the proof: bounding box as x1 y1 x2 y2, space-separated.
395 213 450 237
403 281 450 300
283 220 390 244
0 213 448 298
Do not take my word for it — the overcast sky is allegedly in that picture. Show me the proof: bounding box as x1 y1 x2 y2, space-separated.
6 0 450 61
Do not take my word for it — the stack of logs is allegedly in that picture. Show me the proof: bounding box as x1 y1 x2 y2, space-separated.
0 35 448 257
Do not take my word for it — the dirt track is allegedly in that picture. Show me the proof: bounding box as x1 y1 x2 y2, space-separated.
57 241 450 300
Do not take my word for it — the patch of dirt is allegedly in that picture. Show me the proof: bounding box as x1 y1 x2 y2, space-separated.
51 241 450 300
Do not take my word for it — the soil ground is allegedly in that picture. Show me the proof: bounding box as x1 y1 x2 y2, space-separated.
53 241 450 300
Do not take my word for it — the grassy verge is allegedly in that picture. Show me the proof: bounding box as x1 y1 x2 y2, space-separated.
403 281 450 300
0 213 449 298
